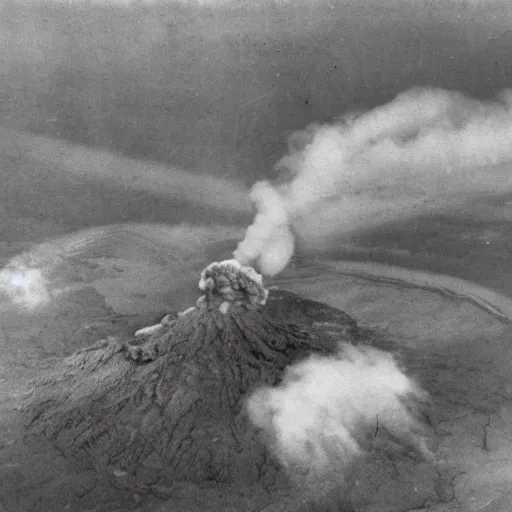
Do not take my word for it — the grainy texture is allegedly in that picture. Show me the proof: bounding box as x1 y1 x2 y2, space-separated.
20 287 360 505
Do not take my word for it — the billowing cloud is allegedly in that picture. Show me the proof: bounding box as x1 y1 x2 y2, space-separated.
235 87 512 275
247 343 433 488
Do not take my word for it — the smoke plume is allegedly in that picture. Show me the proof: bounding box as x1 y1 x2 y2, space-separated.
246 343 433 487
234 87 512 275
232 181 294 276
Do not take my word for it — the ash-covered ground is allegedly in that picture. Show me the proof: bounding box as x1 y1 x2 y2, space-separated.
1 1 512 510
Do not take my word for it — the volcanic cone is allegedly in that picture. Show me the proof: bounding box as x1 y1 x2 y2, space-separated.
20 260 359 491
20 259 436 511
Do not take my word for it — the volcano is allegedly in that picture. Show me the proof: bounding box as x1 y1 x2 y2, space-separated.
19 259 436 511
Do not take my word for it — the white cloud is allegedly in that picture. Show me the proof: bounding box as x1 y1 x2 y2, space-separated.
235 87 512 274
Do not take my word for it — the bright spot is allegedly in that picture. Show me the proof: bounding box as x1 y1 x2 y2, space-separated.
0 266 51 310
10 272 25 287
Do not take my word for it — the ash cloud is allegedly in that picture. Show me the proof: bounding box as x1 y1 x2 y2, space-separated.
246 343 433 487
232 181 294 277
234 87 512 275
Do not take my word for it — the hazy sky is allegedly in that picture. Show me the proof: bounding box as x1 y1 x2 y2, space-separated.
6 0 502 6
